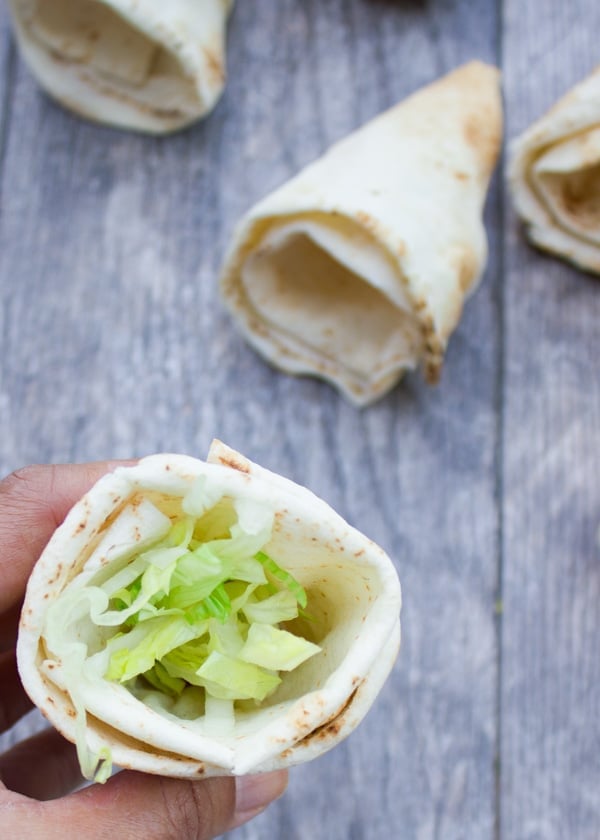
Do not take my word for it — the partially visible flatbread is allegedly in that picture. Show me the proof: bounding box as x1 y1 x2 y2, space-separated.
17 442 401 778
7 0 234 133
509 65 600 274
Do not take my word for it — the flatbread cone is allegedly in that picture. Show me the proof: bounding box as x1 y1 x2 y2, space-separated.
220 62 502 406
7 0 234 133
509 66 600 274
17 441 401 779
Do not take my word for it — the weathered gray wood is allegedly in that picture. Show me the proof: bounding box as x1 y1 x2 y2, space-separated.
217 4 502 836
0 5 50 754
500 3 600 839
1 2 500 837
0 8 14 177
0 1 500 836
1 0 596 838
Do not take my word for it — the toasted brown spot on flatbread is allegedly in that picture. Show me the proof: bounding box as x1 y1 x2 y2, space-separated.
451 245 479 293
296 686 362 747
463 106 501 179
203 46 225 87
47 564 63 585
424 361 442 384
217 454 250 474
355 211 378 235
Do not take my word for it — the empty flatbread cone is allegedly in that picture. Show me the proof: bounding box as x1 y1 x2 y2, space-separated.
220 62 502 406
17 441 401 779
509 65 600 274
7 0 234 133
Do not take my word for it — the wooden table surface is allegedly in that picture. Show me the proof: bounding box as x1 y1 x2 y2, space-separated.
1 2 599 838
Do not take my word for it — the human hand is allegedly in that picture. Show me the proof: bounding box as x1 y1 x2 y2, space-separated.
0 462 287 838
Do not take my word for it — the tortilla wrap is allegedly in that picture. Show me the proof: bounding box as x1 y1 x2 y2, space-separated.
220 62 502 406
509 66 600 274
16 441 401 779
7 0 233 133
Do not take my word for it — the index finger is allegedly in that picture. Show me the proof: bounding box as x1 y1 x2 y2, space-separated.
0 462 131 616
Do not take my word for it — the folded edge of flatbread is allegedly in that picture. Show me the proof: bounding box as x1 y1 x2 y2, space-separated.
16 441 401 778
219 62 503 406
7 0 234 133
509 65 600 275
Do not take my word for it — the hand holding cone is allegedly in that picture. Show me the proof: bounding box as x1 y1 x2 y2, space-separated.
17 442 401 779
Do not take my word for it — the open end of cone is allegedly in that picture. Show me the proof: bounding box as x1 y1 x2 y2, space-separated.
26 0 198 110
240 215 423 390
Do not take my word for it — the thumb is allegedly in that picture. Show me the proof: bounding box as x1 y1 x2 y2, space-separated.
8 768 287 839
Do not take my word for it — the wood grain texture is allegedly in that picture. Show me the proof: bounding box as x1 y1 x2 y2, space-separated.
0 0 597 838
501 2 600 838
0 8 14 171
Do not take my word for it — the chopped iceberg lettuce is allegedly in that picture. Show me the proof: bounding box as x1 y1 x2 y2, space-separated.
242 589 299 624
100 497 320 701
195 651 281 701
43 481 322 782
239 623 322 671
255 551 308 608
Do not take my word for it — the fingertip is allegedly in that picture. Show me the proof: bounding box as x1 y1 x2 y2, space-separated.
47 767 289 839
0 460 137 612
55 769 237 840
231 770 289 829
0 728 82 800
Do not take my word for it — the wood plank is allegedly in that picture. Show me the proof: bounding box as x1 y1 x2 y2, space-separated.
0 6 16 229
0 2 500 838
0 6 15 165
225 9 502 837
501 1 600 837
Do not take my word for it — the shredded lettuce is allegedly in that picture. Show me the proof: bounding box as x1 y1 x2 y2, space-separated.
240 623 321 671
255 551 308 608
195 651 281 701
104 616 204 682
204 694 235 736
143 660 186 697
242 589 299 624
44 482 322 783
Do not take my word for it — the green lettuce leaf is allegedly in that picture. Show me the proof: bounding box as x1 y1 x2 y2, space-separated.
239 622 321 671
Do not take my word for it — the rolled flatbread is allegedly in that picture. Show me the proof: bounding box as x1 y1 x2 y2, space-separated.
220 62 502 406
7 0 233 133
17 441 401 780
509 65 600 274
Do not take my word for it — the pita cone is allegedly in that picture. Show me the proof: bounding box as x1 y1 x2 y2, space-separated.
17 441 401 779
7 0 234 133
220 62 502 406
509 66 600 275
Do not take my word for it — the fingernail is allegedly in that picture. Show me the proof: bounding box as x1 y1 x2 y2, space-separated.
232 771 288 828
